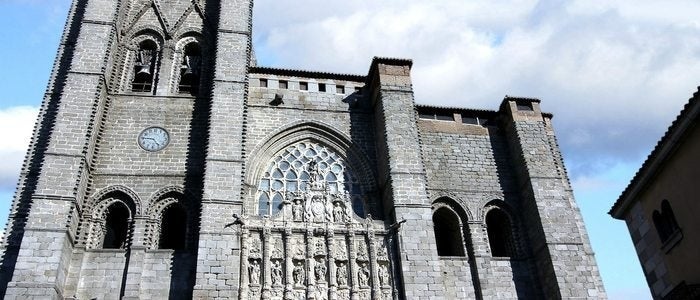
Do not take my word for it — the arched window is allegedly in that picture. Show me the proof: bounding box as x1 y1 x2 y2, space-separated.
433 207 466 256
132 40 158 92
178 43 201 95
256 141 365 217
159 203 188 250
653 200 680 243
103 202 131 249
486 208 516 258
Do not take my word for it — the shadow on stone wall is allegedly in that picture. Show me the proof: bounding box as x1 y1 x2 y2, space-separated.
0 0 88 297
488 126 545 299
168 251 197 299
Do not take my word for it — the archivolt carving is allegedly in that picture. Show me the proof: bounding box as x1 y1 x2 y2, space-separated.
88 185 142 216
430 192 472 221
144 186 199 250
82 186 140 249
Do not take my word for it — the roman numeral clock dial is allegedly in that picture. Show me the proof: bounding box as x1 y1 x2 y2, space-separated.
138 127 170 152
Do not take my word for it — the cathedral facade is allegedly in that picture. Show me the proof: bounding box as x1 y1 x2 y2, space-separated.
0 0 606 299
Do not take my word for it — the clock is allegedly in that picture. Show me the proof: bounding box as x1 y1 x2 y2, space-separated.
138 127 170 152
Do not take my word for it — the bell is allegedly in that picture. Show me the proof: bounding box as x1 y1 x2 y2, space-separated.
137 65 151 75
183 65 193 75
184 55 200 76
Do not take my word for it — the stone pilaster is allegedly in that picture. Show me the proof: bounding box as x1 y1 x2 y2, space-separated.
192 0 252 298
367 57 442 299
3 0 121 298
500 97 606 299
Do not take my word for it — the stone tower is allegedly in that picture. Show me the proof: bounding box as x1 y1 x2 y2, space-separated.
0 0 606 299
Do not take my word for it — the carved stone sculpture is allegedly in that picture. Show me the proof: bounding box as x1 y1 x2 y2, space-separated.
293 261 305 285
249 260 261 285
272 260 283 286
315 258 327 282
379 264 389 287
292 199 304 221
333 202 345 222
358 262 370 287
336 262 347 286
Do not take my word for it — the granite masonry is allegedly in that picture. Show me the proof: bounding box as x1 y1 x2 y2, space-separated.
0 0 606 299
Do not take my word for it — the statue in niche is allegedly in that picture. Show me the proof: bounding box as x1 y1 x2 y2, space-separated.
249 260 261 285
293 261 305 285
271 260 283 286
333 202 346 222
379 264 389 287
292 198 304 221
357 262 370 287
315 258 327 282
336 262 347 286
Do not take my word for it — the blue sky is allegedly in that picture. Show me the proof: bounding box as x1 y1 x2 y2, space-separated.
2 1 700 298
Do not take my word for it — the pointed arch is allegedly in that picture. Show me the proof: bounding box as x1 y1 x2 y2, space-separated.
483 200 519 258
431 197 470 257
172 33 206 95
89 185 142 216
84 187 140 249
245 121 378 218
653 199 681 243
146 186 200 250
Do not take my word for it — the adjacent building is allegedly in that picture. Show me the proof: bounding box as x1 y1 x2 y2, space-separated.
610 87 700 299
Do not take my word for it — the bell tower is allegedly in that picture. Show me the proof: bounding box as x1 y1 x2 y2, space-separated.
0 0 254 298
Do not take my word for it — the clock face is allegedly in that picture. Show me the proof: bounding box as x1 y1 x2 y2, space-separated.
138 127 169 152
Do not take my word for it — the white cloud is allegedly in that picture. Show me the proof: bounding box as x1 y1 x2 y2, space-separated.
253 0 700 175
0 106 38 190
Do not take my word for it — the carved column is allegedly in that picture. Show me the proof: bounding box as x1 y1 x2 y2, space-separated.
262 226 272 299
284 227 294 300
239 229 250 300
306 227 314 299
368 228 380 299
348 227 359 300
327 229 337 300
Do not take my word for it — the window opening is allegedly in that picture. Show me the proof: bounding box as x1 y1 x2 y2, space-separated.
418 109 454 121
461 114 489 126
300 81 308 91
337 85 345 94
132 40 158 93
486 209 516 257
653 200 680 243
516 101 533 111
260 78 268 87
256 142 365 217
318 83 327 92
103 202 130 249
178 43 202 95
159 203 188 250
433 207 465 256
279 80 288 89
